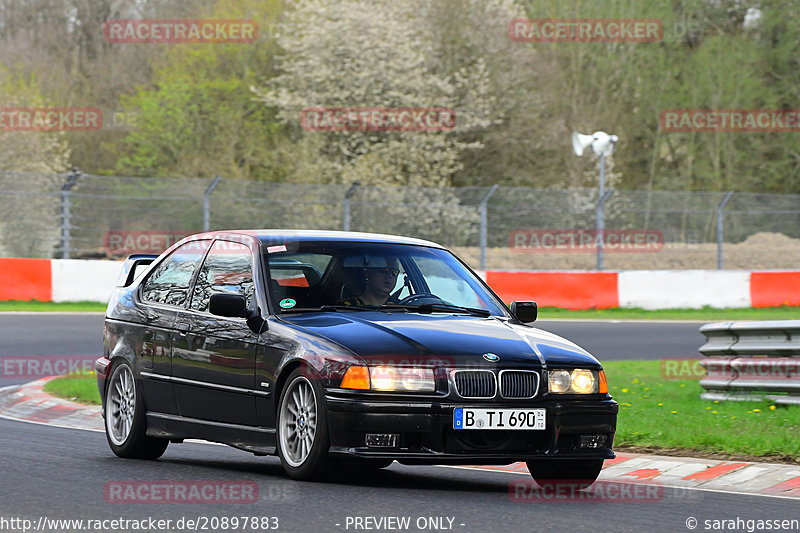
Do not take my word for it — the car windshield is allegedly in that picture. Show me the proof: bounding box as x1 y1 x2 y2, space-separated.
264 241 508 317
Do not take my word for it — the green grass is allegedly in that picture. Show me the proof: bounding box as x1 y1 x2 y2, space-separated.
43 371 101 405
45 361 800 462
2 299 799 320
0 300 106 312
604 360 800 462
538 305 800 321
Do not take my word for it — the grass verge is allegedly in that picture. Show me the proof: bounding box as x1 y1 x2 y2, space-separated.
43 371 101 405
42 362 800 463
2 300 799 320
0 300 106 312
604 360 800 464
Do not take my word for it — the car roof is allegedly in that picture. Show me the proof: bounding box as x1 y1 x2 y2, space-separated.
188 229 445 248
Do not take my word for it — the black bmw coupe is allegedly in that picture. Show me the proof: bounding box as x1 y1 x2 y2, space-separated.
96 230 617 484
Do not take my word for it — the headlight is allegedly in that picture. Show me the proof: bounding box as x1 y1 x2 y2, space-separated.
548 369 605 394
548 370 572 393
340 365 435 392
371 366 435 392
570 369 596 394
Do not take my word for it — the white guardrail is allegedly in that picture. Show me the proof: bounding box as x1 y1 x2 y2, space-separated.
699 320 800 404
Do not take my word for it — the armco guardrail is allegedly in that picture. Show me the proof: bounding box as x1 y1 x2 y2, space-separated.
699 320 800 404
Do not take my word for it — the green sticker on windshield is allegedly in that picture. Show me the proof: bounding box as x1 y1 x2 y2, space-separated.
279 298 296 309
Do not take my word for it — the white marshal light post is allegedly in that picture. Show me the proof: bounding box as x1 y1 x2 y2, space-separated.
572 131 619 270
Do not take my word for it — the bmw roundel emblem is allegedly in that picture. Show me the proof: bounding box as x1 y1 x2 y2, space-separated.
482 353 500 362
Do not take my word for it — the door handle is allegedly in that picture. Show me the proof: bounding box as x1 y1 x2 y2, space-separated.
176 322 190 336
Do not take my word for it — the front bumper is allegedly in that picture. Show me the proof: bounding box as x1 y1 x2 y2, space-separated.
325 392 618 465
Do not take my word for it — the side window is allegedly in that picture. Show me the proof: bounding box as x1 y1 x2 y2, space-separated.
190 240 255 313
141 240 211 307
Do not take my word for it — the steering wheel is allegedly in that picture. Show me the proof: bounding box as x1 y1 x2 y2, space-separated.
398 293 444 305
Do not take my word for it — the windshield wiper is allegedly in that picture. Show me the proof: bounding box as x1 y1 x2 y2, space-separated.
319 304 379 312
279 304 375 313
385 303 491 317
283 304 412 313
281 304 488 316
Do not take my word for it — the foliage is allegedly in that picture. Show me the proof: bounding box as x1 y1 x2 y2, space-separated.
0 66 70 173
519 0 800 193
2 0 800 193
113 0 285 179
0 66 70 256
254 0 526 187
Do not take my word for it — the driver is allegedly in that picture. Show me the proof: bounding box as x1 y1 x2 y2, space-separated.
340 256 402 306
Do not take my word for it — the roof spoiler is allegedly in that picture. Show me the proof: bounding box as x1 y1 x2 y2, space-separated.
116 254 159 287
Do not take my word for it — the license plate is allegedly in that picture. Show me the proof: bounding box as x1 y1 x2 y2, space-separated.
453 408 545 430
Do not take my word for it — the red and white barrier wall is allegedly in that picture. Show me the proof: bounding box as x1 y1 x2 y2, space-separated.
0 258 120 303
479 269 800 309
2 258 799 309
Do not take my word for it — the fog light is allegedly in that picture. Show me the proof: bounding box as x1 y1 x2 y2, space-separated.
365 433 398 448
578 434 607 449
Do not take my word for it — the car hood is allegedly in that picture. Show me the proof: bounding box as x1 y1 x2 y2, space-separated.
279 312 601 369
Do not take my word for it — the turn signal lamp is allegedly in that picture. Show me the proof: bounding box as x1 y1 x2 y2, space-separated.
341 366 370 390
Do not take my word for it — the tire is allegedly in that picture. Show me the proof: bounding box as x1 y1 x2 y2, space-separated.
276 368 332 480
104 359 168 460
526 458 604 490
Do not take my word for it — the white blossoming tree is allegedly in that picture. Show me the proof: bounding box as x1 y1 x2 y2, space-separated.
252 0 526 241
254 0 527 187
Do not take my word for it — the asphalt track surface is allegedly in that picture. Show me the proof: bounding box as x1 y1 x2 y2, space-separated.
0 313 705 388
1 417 798 533
0 314 795 533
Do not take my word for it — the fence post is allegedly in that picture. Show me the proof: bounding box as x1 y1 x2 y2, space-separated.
60 168 81 259
479 184 499 270
343 181 360 232
595 189 614 270
203 176 222 232
716 191 733 269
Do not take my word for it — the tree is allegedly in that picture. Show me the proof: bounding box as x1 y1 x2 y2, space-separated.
0 66 71 257
113 0 285 179
254 0 529 187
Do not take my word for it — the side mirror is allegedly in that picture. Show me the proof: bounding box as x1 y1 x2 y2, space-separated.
209 293 247 318
510 301 537 323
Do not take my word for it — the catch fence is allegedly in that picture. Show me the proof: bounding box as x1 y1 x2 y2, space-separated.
1 171 798 271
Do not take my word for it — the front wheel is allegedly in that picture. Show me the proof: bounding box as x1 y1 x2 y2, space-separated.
104 359 168 459
526 458 604 490
276 369 332 480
